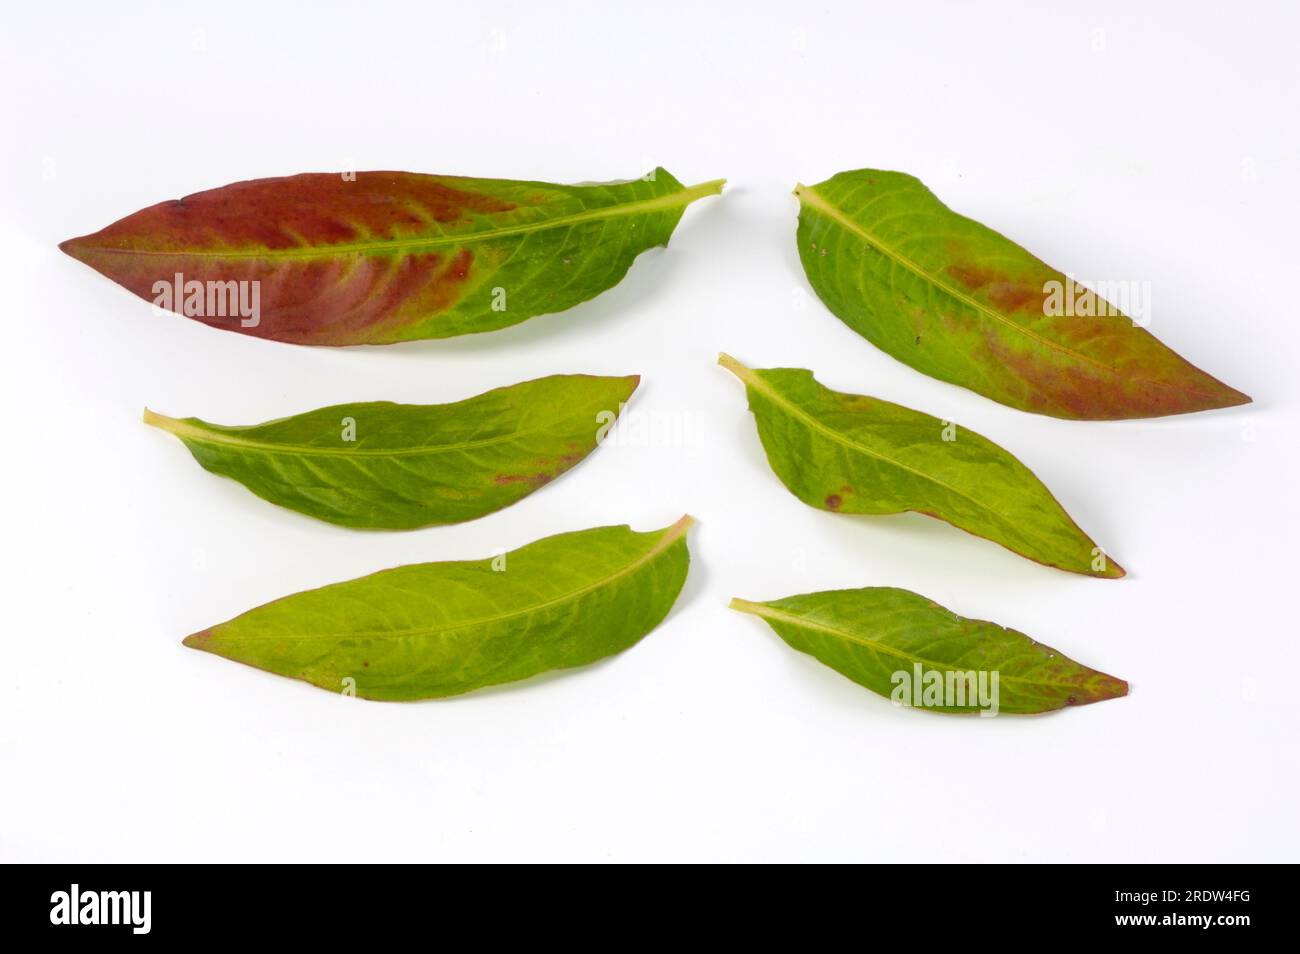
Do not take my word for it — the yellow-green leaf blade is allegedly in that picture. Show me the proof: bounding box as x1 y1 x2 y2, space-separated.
184 518 692 701
719 354 1123 578
144 373 638 530
732 588 1128 715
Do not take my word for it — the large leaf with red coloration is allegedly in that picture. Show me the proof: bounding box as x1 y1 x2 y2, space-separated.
730 587 1128 715
144 373 638 530
795 169 1249 419
60 169 723 345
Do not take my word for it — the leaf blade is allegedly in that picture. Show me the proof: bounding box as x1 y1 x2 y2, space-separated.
61 170 723 345
144 373 638 530
731 588 1128 714
719 354 1123 578
184 517 692 700
796 169 1249 419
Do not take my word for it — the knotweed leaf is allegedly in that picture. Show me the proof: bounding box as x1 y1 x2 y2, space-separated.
795 169 1249 419
61 169 723 345
184 517 692 700
731 587 1128 715
719 354 1123 578
144 373 638 530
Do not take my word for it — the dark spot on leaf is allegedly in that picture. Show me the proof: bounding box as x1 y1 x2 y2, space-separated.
825 494 842 510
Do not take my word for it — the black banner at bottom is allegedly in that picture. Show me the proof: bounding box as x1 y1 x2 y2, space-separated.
0 863 1277 942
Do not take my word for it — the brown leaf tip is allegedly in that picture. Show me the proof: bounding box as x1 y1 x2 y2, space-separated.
1068 674 1130 706
58 236 88 259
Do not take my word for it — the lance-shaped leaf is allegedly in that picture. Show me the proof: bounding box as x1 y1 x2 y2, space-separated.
60 169 723 345
184 517 692 700
795 169 1249 419
719 355 1123 578
731 587 1128 714
144 373 638 530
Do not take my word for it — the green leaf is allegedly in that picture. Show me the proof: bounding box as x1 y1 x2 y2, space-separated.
60 169 723 345
184 517 692 700
144 373 637 530
731 587 1128 715
719 354 1123 578
795 169 1250 419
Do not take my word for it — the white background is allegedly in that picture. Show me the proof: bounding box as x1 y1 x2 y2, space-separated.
2 0 1296 863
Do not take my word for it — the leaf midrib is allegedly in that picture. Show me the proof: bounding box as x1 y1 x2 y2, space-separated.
144 405 608 460
732 599 1091 692
205 518 691 645
87 179 725 261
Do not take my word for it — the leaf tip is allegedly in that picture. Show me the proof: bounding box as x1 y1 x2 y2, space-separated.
58 235 89 261
182 629 213 651
1183 375 1253 415
1074 672 1130 706
1221 385 1253 409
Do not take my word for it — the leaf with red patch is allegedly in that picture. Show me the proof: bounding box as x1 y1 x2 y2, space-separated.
795 169 1249 419
731 587 1128 715
61 169 723 345
144 372 638 529
720 354 1124 578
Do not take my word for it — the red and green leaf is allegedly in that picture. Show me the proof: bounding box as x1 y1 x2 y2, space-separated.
796 169 1250 419
61 169 722 346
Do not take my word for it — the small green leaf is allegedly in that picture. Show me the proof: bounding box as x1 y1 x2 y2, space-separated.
145 373 638 530
184 517 693 700
719 354 1124 578
731 588 1128 715
61 169 723 345
795 169 1250 419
